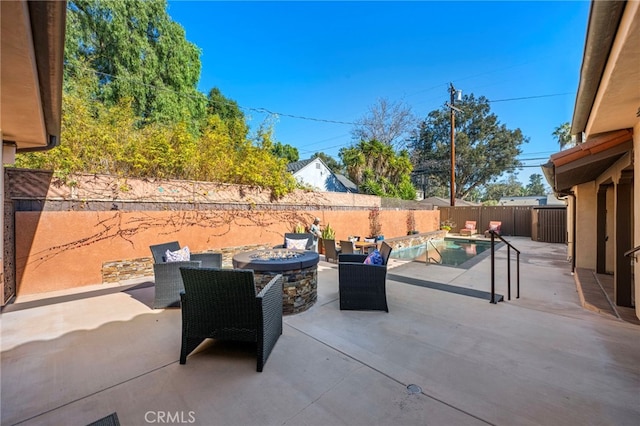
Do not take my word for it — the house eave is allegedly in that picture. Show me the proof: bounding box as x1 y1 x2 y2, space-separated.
1 0 66 152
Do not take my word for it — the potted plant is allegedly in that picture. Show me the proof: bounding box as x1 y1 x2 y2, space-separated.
293 222 306 233
321 223 335 254
321 223 335 240
440 219 456 233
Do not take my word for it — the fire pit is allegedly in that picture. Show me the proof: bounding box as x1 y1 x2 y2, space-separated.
232 249 319 315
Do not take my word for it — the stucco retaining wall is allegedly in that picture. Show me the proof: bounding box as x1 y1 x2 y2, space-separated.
7 169 440 296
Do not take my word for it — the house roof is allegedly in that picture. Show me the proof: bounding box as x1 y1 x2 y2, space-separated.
571 0 640 138
543 129 633 193
544 0 639 194
286 158 315 173
420 197 480 207
1 0 66 152
334 173 358 193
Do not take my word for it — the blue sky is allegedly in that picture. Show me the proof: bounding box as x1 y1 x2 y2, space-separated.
167 0 591 185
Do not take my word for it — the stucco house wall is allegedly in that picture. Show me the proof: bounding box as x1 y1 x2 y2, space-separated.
635 121 640 310
574 182 598 269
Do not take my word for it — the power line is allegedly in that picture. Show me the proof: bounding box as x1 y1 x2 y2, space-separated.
488 92 575 103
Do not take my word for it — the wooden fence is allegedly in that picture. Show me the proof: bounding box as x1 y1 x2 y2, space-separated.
439 205 567 242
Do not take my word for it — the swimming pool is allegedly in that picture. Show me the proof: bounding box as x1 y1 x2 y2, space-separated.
390 238 493 267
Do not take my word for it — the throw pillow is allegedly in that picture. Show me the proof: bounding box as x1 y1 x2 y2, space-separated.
165 246 190 262
466 223 475 229
286 238 308 250
489 223 500 231
363 249 383 265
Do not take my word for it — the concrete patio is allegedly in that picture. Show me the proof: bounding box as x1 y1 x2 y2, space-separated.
2 238 639 425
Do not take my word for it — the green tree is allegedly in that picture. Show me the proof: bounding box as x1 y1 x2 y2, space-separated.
206 88 248 141
271 142 299 163
481 174 524 203
525 173 547 196
340 139 416 200
408 93 527 200
312 152 342 174
65 0 206 128
553 122 574 149
16 67 198 179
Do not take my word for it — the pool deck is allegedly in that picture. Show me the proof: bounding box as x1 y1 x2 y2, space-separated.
2 237 639 425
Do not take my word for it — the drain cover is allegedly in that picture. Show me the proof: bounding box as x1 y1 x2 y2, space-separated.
406 384 422 394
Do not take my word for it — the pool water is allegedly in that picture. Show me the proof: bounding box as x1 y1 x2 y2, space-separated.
390 239 493 267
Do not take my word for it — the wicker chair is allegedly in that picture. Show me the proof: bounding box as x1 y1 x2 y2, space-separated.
338 241 393 312
178 268 283 372
149 241 222 267
274 233 315 250
149 242 222 309
323 239 341 263
339 240 356 254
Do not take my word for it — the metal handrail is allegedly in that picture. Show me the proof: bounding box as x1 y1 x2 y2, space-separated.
623 245 640 258
427 238 443 264
488 230 521 304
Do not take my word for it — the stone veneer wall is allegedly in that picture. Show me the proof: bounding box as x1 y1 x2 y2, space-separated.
101 233 448 285
101 243 273 283
252 266 317 315
383 230 449 251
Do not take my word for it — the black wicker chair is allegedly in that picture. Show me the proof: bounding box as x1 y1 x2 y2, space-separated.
274 233 315 250
178 268 283 372
338 241 393 312
149 242 222 308
323 239 341 263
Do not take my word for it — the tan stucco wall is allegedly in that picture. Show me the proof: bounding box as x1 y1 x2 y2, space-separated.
15 208 439 295
606 185 615 273
634 121 640 318
575 182 598 269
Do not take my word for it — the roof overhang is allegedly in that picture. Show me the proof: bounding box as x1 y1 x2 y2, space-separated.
571 0 640 138
542 129 633 193
1 0 66 152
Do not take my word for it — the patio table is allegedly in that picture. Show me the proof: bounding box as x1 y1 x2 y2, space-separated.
354 241 377 254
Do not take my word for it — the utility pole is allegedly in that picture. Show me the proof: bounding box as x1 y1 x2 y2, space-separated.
449 83 457 207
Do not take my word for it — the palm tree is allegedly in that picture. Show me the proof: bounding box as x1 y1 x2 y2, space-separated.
553 122 574 149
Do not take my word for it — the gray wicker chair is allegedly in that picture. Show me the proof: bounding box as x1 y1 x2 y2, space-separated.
149 241 222 267
149 242 222 308
179 268 283 372
323 239 341 263
338 241 393 312
274 233 315 250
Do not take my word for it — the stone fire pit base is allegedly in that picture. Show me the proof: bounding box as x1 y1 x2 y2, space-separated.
253 266 317 315
232 249 319 315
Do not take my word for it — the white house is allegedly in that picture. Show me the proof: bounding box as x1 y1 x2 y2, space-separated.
287 158 357 193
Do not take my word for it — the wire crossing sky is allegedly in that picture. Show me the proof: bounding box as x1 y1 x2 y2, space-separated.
167 0 591 184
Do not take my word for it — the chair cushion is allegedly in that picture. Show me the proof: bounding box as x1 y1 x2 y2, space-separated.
489 223 501 231
286 238 308 250
363 249 383 265
465 223 475 229
165 246 190 262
